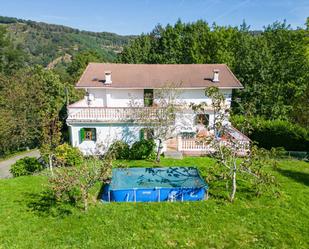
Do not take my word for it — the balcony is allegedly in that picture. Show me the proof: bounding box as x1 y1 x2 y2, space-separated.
67 107 166 123
177 126 251 156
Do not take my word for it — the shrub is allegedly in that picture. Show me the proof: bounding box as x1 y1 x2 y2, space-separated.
49 157 112 211
130 139 156 160
231 115 309 151
108 140 130 159
54 144 83 167
10 157 43 177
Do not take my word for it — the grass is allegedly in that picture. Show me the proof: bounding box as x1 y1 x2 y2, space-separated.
0 157 308 248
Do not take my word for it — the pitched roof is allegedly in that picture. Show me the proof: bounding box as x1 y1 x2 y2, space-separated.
76 63 243 89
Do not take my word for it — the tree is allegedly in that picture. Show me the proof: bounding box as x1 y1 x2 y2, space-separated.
117 34 153 63
118 19 309 126
49 156 112 211
191 87 276 202
66 50 103 83
130 84 182 162
0 26 26 75
0 66 67 156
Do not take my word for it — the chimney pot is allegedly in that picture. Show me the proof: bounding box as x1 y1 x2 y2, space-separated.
104 71 112 84
213 69 220 82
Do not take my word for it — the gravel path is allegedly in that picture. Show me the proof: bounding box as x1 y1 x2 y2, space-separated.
0 150 40 179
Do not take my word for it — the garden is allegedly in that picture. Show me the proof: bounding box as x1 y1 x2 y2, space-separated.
1 140 308 248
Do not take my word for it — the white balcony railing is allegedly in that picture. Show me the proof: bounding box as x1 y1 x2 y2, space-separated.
179 137 250 155
67 107 166 123
178 126 251 155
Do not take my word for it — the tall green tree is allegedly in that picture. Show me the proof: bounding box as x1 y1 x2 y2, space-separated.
67 50 104 83
0 26 26 75
0 66 68 156
118 19 309 126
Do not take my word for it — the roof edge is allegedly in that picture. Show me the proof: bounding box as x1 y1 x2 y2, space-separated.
224 64 243 88
77 63 91 85
75 86 244 90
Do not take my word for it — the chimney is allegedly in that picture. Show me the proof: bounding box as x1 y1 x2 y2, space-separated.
212 69 220 82
104 71 112 84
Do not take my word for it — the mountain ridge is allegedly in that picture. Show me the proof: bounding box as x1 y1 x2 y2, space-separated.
0 15 136 66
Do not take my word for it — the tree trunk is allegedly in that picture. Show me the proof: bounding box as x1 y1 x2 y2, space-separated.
156 139 162 163
49 154 53 176
230 166 237 202
82 189 88 211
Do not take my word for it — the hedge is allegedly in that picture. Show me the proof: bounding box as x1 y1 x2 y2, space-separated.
10 157 43 177
231 115 309 151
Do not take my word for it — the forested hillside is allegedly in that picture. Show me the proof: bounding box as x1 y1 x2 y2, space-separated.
0 16 135 66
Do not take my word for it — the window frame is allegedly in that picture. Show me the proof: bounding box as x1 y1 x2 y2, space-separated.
80 128 96 143
144 89 154 107
140 128 154 140
195 114 210 127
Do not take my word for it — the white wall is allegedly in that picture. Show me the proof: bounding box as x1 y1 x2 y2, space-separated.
82 88 232 108
87 89 106 106
68 88 233 155
153 89 232 107
69 123 141 155
87 89 144 107
175 112 215 133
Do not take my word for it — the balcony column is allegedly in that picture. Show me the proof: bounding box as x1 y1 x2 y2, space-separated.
177 135 182 151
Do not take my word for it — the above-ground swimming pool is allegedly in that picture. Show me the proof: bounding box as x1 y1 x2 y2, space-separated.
101 167 208 202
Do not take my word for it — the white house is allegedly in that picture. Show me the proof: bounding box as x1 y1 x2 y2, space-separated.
66 63 249 155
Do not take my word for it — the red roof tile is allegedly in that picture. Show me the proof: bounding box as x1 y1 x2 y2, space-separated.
76 63 243 89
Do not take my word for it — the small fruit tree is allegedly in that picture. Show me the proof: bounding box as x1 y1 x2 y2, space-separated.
49 156 112 211
191 86 277 201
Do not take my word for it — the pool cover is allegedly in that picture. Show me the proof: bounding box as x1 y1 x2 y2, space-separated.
101 167 208 202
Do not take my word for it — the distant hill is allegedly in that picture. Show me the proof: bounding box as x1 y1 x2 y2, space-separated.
0 16 136 66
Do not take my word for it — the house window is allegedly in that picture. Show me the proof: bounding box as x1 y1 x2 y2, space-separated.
144 89 153 107
180 132 195 139
140 128 154 140
80 128 96 143
195 114 209 127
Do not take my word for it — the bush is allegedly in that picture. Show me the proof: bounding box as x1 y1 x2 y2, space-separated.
10 157 43 177
49 157 112 211
231 115 309 151
130 139 156 160
108 140 130 159
54 144 83 167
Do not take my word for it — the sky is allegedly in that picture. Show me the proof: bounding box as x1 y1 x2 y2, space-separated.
0 0 308 35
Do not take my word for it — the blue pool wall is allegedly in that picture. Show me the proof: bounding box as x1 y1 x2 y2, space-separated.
101 166 208 203
102 185 207 202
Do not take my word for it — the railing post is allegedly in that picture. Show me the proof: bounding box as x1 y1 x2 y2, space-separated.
177 135 182 151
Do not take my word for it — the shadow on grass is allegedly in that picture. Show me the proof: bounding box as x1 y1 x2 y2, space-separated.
22 191 73 217
276 168 309 186
97 184 106 200
208 182 258 202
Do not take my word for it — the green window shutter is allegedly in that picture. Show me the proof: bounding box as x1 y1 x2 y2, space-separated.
80 128 85 143
92 128 96 141
140 129 144 140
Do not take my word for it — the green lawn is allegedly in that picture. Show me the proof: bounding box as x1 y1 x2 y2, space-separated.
0 157 308 249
